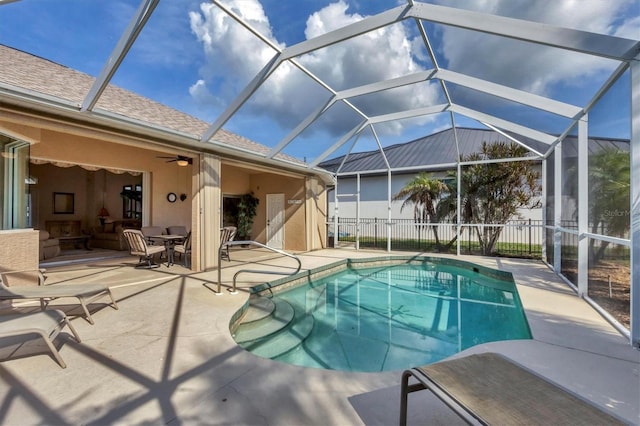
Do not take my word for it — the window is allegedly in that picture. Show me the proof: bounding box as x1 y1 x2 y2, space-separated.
121 184 142 219
222 195 240 227
1 134 30 230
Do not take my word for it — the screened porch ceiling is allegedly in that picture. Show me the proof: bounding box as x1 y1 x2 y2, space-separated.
0 0 638 173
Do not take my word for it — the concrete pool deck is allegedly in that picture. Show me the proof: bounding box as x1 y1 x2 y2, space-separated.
0 248 638 425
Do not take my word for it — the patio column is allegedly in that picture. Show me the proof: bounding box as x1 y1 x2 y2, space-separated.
630 57 640 349
197 153 221 271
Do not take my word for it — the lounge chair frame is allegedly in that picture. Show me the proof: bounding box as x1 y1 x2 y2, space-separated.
0 309 81 368
399 352 625 425
0 270 118 325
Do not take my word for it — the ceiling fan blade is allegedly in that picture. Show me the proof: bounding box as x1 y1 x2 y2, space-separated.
156 155 192 164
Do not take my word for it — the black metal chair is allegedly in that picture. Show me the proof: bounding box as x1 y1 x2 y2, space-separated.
174 231 192 267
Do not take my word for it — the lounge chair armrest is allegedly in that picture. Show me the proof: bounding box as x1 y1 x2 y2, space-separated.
0 269 47 286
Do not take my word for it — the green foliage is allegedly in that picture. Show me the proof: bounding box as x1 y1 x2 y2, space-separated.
564 148 630 263
237 193 259 239
393 172 448 249
438 141 541 255
579 149 629 263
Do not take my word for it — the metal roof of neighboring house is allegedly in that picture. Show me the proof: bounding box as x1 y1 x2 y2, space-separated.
0 44 302 165
319 127 630 174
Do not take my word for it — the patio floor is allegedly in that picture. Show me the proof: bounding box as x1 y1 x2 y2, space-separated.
0 248 638 425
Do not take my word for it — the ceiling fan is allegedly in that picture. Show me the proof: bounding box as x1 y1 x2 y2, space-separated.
157 155 193 166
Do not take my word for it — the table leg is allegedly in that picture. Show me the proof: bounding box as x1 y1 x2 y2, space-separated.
165 241 175 267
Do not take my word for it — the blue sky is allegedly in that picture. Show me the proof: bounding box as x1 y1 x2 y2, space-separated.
1 0 638 161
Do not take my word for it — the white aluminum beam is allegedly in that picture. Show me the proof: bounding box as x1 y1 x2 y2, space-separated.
554 140 563 273
334 70 435 100
459 156 540 167
583 62 631 116
369 125 391 170
267 96 336 159
541 158 547 261
335 135 361 175
334 162 459 176
482 122 545 157
201 52 282 143
280 5 411 61
577 117 589 297
81 0 160 112
409 2 640 61
413 17 453 106
368 104 448 124
435 69 582 119
449 104 557 145
450 113 461 161
310 120 368 168
630 58 640 349
205 0 370 147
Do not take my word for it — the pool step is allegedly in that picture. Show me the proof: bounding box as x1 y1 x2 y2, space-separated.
234 298 294 343
242 312 314 359
241 296 275 324
234 296 315 359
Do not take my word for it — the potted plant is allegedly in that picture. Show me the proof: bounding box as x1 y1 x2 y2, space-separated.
236 192 259 241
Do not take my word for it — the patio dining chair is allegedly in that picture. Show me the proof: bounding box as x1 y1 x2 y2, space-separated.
167 226 188 237
174 231 191 267
122 229 166 268
140 226 165 245
220 226 237 261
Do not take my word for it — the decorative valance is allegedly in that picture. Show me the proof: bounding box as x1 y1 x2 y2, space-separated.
30 157 142 176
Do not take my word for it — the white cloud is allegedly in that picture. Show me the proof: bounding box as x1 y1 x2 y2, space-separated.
188 0 637 146
432 0 637 100
189 0 441 138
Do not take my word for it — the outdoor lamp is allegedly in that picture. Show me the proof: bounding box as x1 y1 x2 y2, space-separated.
98 207 110 226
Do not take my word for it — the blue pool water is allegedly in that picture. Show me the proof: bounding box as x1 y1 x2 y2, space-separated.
233 260 531 372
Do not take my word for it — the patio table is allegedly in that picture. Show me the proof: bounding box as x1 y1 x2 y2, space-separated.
149 235 184 267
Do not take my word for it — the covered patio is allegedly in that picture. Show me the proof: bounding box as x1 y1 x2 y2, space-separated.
0 250 637 424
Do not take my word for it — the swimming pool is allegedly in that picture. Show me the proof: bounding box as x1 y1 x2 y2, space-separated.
231 257 531 372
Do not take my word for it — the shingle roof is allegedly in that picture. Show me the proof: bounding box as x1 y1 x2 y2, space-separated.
319 127 629 173
0 44 300 163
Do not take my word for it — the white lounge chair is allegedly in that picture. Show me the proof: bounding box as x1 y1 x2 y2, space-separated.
0 270 118 325
400 352 625 425
0 309 81 368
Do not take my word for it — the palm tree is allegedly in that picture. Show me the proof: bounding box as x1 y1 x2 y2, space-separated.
587 149 630 263
437 142 541 255
393 173 447 249
564 148 630 263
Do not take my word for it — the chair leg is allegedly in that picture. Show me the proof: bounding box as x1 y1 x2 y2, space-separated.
78 298 95 325
40 332 67 368
63 316 82 343
107 289 119 310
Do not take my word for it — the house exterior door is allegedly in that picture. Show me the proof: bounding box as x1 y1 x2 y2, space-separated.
266 193 284 249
